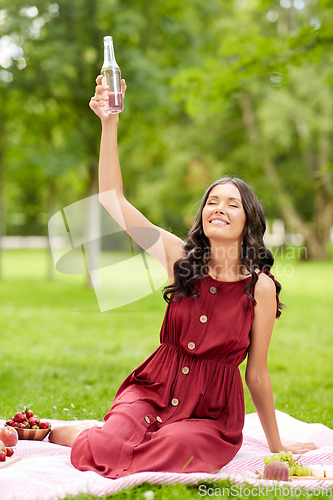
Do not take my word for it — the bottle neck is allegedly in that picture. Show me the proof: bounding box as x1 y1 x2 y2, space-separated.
103 40 119 69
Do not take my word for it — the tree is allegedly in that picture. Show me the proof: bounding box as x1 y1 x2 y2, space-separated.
0 0 226 280
172 0 333 259
2 0 332 266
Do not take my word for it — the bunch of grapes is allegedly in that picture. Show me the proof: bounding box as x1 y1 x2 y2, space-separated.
263 451 309 476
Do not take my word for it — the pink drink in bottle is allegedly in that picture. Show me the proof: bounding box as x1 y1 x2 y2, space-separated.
101 36 123 114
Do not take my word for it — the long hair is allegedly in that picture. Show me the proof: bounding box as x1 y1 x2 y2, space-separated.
162 177 283 317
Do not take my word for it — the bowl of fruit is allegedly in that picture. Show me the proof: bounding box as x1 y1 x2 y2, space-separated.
5 408 51 441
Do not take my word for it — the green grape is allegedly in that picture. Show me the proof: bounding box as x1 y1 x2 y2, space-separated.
295 465 302 476
302 467 309 476
263 452 308 476
289 466 296 476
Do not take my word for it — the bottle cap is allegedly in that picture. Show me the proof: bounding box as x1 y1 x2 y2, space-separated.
103 36 113 42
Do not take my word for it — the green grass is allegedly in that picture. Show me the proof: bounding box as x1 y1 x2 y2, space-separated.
0 248 332 499
63 480 333 499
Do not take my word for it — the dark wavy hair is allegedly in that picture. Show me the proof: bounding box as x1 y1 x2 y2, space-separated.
162 176 283 317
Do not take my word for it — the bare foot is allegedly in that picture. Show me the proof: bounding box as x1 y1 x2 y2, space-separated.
49 421 101 447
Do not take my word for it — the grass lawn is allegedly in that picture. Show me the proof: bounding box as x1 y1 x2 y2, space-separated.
0 248 332 499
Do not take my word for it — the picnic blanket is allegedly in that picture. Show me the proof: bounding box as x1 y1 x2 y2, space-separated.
0 410 332 500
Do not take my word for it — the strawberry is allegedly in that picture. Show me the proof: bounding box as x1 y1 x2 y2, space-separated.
0 451 6 462
13 412 26 423
18 423 27 429
6 448 14 457
28 417 40 427
0 440 6 454
11 422 20 428
38 422 50 429
25 410 34 419
5 420 14 427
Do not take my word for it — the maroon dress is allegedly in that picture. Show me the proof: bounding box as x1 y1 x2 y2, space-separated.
71 271 277 478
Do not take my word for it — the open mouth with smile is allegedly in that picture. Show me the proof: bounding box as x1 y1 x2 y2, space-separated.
209 218 229 226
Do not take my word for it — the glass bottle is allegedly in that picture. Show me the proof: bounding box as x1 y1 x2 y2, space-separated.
101 36 123 114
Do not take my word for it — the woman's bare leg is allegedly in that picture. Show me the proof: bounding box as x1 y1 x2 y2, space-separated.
49 421 101 447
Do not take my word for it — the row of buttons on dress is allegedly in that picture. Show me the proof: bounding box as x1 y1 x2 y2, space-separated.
144 415 162 424
170 364 190 407
169 285 218 408
170 362 191 406
186 286 217 351
197 287 217 329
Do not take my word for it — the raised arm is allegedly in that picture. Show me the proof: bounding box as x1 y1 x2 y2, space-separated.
89 76 185 283
245 272 318 454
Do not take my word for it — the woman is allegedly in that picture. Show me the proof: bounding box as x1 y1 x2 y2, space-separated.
50 77 317 477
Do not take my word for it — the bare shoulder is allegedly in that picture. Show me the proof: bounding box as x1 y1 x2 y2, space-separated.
252 271 277 322
254 272 276 298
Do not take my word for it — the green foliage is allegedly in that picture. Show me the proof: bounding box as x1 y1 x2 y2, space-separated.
0 0 332 252
1 0 223 235
170 0 333 253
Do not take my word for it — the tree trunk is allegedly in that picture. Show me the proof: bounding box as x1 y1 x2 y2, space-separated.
313 185 333 259
47 178 56 280
314 134 333 254
85 162 99 288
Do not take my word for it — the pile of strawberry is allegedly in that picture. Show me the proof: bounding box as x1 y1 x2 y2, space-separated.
0 443 14 462
6 408 51 430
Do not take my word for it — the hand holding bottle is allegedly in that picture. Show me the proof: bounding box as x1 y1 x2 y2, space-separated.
89 76 127 122
101 35 123 114
90 36 126 121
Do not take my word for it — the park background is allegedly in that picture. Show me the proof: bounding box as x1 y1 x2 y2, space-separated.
0 0 332 498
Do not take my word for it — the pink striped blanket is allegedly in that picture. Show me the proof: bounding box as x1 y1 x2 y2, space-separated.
0 410 332 500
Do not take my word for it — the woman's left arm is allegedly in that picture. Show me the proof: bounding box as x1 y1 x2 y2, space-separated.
245 273 318 454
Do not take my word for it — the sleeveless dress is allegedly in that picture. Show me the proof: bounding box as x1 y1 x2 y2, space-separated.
71 270 278 478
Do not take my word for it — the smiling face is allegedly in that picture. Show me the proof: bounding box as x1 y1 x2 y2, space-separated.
202 183 247 245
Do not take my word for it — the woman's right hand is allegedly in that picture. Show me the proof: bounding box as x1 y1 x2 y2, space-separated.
89 75 127 121
282 442 319 454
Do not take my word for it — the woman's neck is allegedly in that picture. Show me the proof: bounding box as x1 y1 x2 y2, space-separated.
207 241 247 280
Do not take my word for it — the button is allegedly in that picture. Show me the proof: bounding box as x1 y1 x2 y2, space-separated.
181 366 190 375
144 416 150 424
200 315 208 323
187 341 196 350
171 398 179 406
209 286 217 294
156 416 162 423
